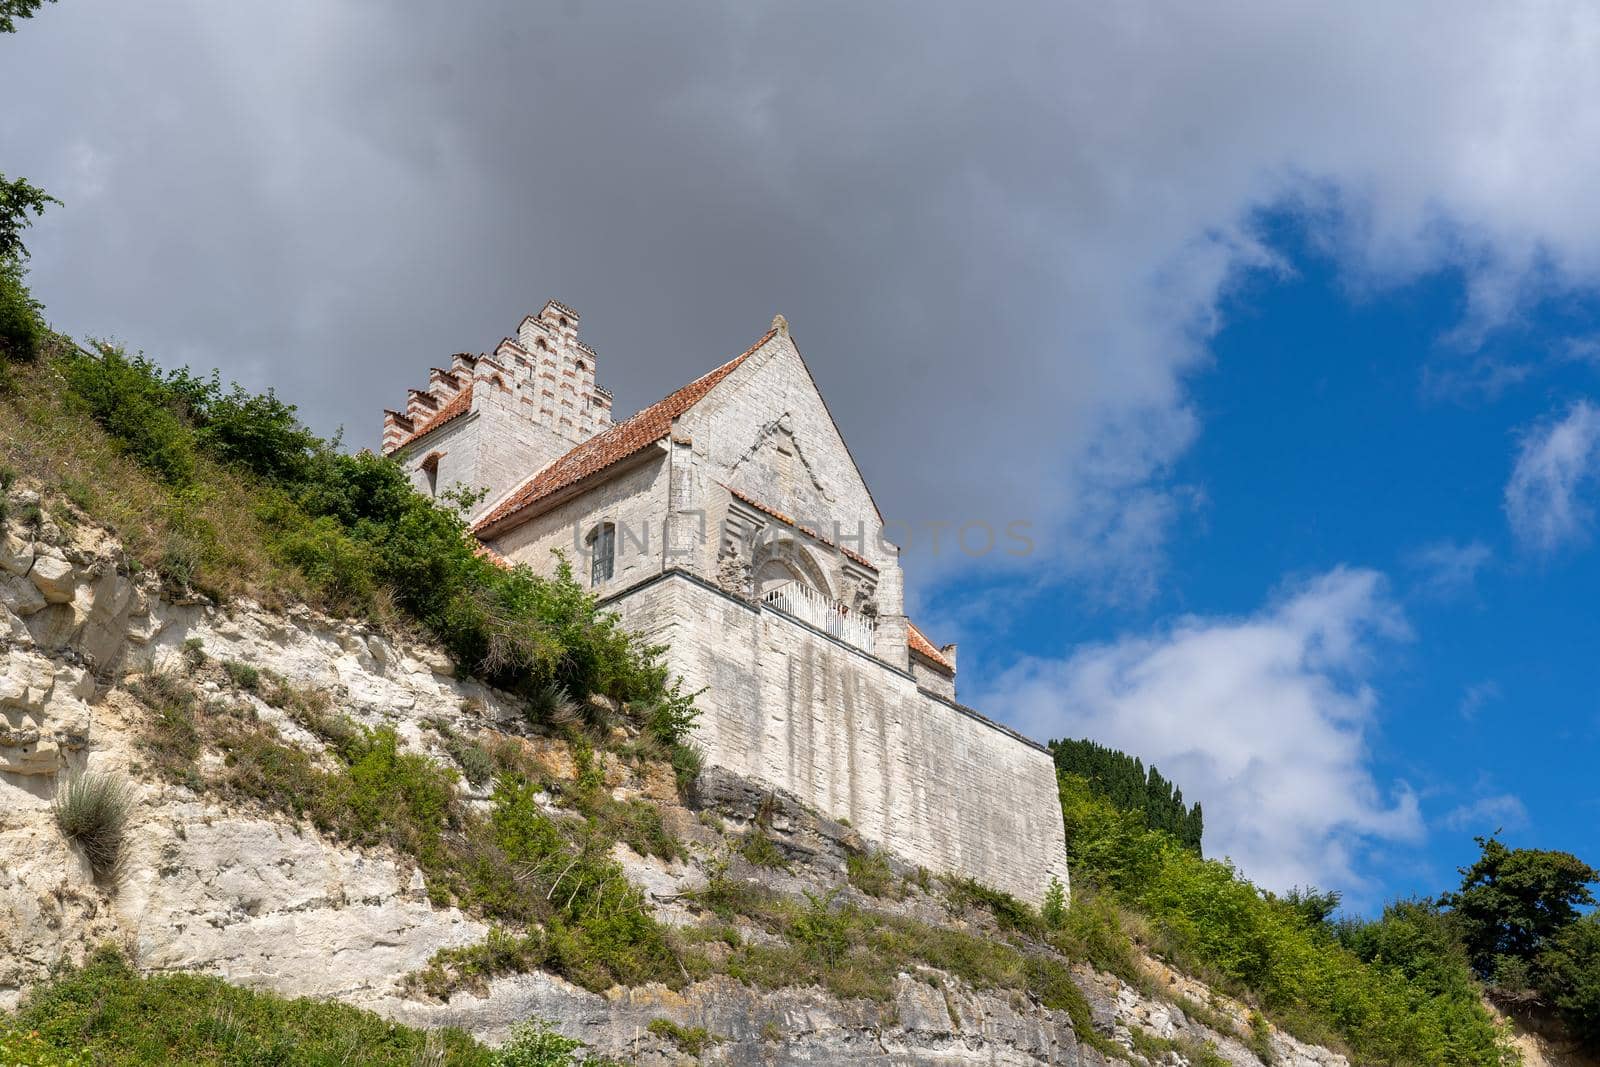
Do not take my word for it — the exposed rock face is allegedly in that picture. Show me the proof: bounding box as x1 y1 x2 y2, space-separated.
0 489 1350 1066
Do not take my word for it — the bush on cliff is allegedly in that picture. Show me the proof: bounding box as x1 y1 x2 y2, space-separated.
4 946 491 1066
1057 773 1513 1066
0 258 44 365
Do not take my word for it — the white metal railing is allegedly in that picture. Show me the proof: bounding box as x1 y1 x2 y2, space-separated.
760 581 876 651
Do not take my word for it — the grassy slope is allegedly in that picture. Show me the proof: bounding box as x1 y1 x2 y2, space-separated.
2 948 489 1067
0 345 320 609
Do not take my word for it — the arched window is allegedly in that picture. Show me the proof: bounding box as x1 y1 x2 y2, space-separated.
755 558 801 596
587 522 615 586
420 452 443 498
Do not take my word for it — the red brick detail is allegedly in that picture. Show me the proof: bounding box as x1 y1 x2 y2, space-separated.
385 384 473 454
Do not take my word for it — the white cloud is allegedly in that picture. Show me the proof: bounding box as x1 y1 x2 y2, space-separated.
979 568 1422 893
1442 794 1528 833
1458 680 1501 721
1505 401 1600 552
1406 539 1492 600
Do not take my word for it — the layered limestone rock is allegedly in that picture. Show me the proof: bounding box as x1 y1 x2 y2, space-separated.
0 488 1349 1066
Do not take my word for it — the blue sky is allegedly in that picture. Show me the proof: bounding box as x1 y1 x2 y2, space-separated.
960 215 1600 909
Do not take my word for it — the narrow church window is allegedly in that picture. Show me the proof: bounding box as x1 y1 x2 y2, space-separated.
588 523 615 586
420 452 443 498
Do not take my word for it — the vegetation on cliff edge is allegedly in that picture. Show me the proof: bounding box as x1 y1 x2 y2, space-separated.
1058 772 1521 1065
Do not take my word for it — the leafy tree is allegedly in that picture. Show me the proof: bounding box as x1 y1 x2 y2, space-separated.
1281 885 1343 928
0 0 53 33
1441 835 1598 977
0 173 58 262
0 175 57 363
1535 913 1600 1045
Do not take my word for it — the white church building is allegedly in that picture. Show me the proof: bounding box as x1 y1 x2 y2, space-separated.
382 301 1068 902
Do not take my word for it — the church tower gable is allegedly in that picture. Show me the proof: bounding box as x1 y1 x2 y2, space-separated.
382 300 613 519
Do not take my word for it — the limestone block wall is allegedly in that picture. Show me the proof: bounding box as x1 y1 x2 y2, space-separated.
491 450 670 594
399 411 478 501
611 571 1070 904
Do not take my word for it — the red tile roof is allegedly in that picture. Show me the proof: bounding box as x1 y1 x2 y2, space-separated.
907 621 954 673
386 385 473 454
474 329 776 533
724 485 877 570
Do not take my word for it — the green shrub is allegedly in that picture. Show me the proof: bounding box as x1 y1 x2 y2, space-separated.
1128 1025 1231 1067
445 733 497 788
1050 884 1141 983
581 796 682 862
943 876 1042 936
1042 875 1067 928
53 771 134 878
739 829 788 870
0 1021 93 1066
63 345 197 484
7 946 489 1065
1247 1011 1275 1063
491 1018 584 1067
1057 774 1511 1065
790 890 854 967
646 1019 720 1056
0 258 43 363
668 741 702 795
221 659 261 692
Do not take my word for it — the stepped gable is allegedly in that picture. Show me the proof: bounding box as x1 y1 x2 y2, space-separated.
397 384 472 448
474 328 776 533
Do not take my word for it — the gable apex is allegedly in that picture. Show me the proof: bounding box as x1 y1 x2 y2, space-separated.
706 323 887 527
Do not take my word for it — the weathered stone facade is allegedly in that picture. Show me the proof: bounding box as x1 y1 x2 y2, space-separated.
385 306 1069 904
610 571 1070 903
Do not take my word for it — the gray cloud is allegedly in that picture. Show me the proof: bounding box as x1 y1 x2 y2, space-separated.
11 1 1600 602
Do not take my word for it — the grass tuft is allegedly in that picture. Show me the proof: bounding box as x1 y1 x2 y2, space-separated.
53 771 135 879
845 849 902 899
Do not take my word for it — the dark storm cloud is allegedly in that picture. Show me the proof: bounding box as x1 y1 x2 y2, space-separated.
10 2 1600 603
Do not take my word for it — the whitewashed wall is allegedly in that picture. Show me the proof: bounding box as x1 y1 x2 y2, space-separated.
612 572 1069 905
